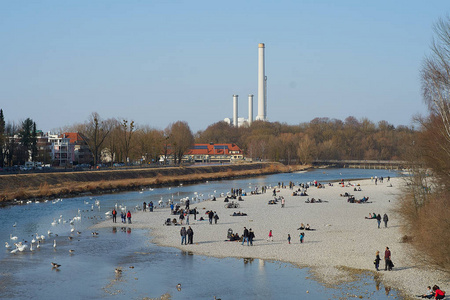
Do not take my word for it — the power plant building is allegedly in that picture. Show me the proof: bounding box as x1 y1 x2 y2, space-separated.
225 43 267 127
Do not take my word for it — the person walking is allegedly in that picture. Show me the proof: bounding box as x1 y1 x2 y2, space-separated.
193 207 197 220
186 212 190 225
127 211 132 224
248 229 255 246
179 212 184 225
149 201 154 212
208 210 214 225
287 234 291 244
268 230 273 242
376 214 382 229
242 227 249 246
383 213 389 228
185 199 190 210
180 227 187 245
143 202 147 212
281 197 285 208
384 247 392 271
213 212 219 224
299 232 305 243
112 209 117 223
187 226 194 244
374 250 381 271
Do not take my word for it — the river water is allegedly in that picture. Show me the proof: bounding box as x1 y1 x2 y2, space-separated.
0 168 402 299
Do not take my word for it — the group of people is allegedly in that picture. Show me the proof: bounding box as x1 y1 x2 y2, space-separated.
420 285 446 299
207 210 219 224
142 201 154 212
364 212 389 228
241 227 255 245
180 226 194 245
111 209 131 224
374 247 393 271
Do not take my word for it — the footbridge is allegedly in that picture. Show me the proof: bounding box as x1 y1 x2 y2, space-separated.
312 160 407 170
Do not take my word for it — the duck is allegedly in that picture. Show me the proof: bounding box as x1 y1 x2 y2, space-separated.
69 249 75 253
51 262 61 268
176 283 181 291
115 268 122 274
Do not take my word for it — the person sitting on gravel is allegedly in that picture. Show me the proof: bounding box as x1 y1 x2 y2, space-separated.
297 223 305 230
232 211 247 216
420 286 434 299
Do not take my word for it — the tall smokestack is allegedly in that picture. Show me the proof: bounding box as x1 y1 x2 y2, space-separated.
248 94 253 125
256 43 266 121
233 95 238 127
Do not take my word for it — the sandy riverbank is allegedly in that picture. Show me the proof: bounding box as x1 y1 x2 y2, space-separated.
93 177 448 298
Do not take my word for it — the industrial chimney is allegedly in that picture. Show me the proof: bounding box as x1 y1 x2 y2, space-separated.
248 94 253 125
233 95 238 127
256 43 267 121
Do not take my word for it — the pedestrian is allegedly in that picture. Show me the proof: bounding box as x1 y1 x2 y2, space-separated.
383 213 389 228
170 203 174 213
180 227 187 245
374 250 381 271
242 227 249 246
127 211 132 224
186 213 190 225
149 201 154 212
112 208 117 223
376 214 381 228
208 210 214 224
300 232 305 243
248 229 255 246
281 197 285 208
213 211 219 224
185 199 190 210
193 207 197 220
384 247 392 271
287 234 291 244
143 201 147 212
179 212 184 225
187 226 194 244
121 212 125 223
268 230 273 242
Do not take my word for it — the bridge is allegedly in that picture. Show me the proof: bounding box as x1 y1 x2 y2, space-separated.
312 160 408 170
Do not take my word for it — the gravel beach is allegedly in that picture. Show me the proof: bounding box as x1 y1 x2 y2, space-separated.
94 177 448 297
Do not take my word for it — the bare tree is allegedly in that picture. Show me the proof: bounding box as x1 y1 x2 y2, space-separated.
77 112 114 165
421 16 450 156
120 119 135 164
167 121 194 164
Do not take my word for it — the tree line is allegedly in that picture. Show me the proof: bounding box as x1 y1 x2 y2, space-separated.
0 108 415 168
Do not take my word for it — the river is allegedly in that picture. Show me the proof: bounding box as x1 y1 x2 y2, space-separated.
0 168 403 299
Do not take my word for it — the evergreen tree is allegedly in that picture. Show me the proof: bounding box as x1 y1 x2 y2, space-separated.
0 109 5 167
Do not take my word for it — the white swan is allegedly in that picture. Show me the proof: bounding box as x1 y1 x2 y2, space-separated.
13 222 17 227
36 241 40 248
17 243 28 252
40 235 45 241
10 234 18 241
53 240 56 249
31 237 36 244
48 230 52 236
30 243 34 251
51 219 57 226
5 242 11 249
10 248 18 254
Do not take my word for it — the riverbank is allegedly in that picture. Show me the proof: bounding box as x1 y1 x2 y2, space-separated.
94 177 448 298
0 163 309 202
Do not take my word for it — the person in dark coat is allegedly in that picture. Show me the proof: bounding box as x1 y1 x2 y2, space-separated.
376 214 382 228
187 226 194 244
242 227 249 246
374 250 381 271
383 213 389 228
248 229 255 246
213 212 219 224
208 210 214 224
384 247 392 271
180 227 187 245
143 202 147 212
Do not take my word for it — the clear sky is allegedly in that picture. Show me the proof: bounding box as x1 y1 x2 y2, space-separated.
1 1 448 133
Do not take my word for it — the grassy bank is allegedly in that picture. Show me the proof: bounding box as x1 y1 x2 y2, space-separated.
0 163 310 202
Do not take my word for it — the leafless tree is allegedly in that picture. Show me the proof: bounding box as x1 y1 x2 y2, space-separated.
421 16 450 157
77 112 114 165
166 121 194 164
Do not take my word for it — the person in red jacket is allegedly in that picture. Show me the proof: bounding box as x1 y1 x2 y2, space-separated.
433 285 445 300
112 209 117 223
127 211 132 224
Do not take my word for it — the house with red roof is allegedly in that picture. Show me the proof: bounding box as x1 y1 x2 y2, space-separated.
183 143 244 163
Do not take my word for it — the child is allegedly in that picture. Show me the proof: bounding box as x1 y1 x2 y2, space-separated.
268 230 273 242
299 232 305 243
287 234 291 244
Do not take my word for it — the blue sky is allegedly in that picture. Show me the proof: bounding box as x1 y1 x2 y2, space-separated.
0 1 448 132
